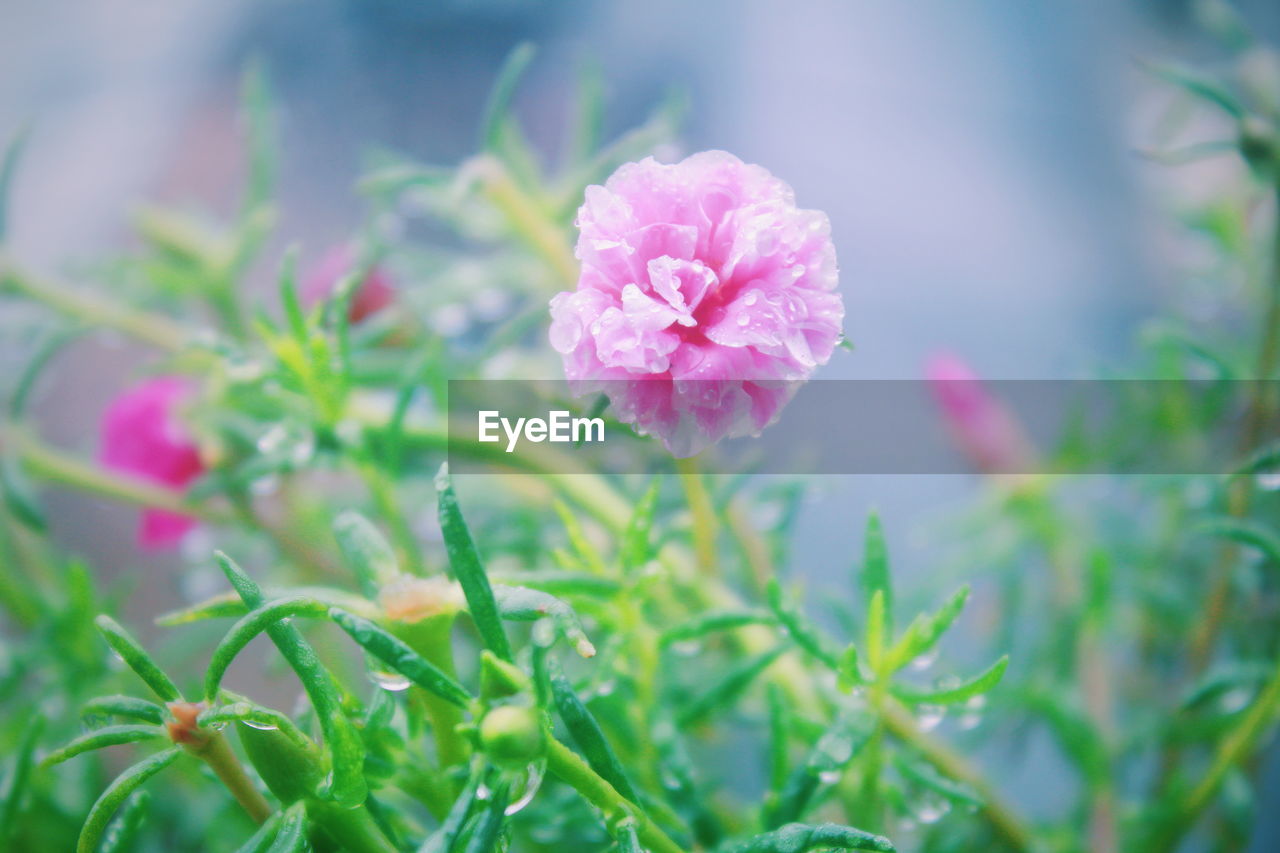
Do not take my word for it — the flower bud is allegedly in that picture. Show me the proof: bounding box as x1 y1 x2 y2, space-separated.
479 705 545 770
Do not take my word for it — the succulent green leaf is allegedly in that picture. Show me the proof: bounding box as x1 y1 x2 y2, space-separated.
462 779 510 853
548 660 639 803
328 607 473 708
887 585 970 673
43 725 167 768
492 584 595 658
1195 517 1280 566
678 646 788 728
893 656 1009 705
435 464 512 661
1141 60 1245 118
77 747 181 853
859 513 892 639
82 696 165 726
1 454 45 531
232 811 283 853
480 43 537 151
198 701 312 750
333 510 401 598
725 822 895 853
204 596 333 701
553 499 606 574
0 718 41 844
767 580 841 670
94 615 182 702
98 790 150 853
213 552 367 808
418 774 480 853
837 645 866 692
265 803 308 853
621 480 660 572
659 609 774 649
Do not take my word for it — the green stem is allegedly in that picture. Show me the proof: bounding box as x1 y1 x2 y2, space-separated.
674 455 718 576
184 731 273 824
1148 656 1280 851
545 738 686 853
880 699 1035 853
3 426 230 524
475 157 579 289
0 252 188 351
355 452 425 575
394 616 471 773
306 798 399 853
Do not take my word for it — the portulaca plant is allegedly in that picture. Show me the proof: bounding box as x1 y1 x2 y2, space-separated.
1 24 1279 853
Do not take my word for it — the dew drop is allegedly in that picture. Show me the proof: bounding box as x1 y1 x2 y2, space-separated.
1255 470 1280 491
915 704 946 732
909 648 938 672
817 769 842 786
1218 686 1253 714
242 719 279 731
914 794 951 824
504 760 547 815
743 291 759 306
669 640 702 657
736 314 750 327
370 670 412 692
957 695 986 731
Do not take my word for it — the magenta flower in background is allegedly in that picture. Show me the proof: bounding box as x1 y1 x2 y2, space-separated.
302 245 395 324
549 151 843 457
99 376 205 549
925 353 1035 476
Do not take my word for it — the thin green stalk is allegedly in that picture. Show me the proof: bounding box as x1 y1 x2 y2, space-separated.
674 455 718 576
3 427 229 523
183 731 273 824
0 253 188 351
354 452 424 575
545 738 686 853
1149 655 1280 851
475 157 579 289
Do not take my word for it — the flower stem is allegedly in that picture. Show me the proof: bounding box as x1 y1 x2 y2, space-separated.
545 737 686 853
879 698 1036 853
0 252 189 352
183 731 273 824
674 455 718 576
475 157 579 289
2 426 229 523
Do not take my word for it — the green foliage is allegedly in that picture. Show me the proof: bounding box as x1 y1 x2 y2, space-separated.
2 21 1280 853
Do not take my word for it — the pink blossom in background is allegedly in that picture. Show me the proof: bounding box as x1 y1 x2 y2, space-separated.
549 151 843 457
302 245 395 324
925 353 1035 476
99 376 205 549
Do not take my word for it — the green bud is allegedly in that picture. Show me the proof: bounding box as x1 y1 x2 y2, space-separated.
479 706 545 770
480 650 531 700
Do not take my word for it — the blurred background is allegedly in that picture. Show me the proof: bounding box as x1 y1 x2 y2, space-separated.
3 0 1279 847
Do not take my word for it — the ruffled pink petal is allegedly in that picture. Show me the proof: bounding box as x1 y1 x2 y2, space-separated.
550 150 844 456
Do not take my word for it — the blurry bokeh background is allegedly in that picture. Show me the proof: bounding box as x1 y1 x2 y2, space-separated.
3 0 1279 846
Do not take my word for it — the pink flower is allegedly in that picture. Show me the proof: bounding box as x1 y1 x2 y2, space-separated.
925 353 1034 476
302 245 394 324
99 377 205 549
549 151 843 456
